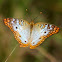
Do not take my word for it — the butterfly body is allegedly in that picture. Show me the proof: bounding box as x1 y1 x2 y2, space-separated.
4 18 59 49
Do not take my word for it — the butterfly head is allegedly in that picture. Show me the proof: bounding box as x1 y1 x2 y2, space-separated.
30 21 34 29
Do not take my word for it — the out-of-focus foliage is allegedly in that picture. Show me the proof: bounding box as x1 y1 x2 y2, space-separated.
0 0 62 62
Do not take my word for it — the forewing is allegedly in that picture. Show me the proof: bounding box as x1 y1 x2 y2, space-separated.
30 23 59 49
4 18 30 47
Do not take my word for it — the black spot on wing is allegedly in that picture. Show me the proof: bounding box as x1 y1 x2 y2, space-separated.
16 27 18 29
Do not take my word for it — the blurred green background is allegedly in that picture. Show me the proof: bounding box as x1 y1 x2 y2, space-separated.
0 0 62 62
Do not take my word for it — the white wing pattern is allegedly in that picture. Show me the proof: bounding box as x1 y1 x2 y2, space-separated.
30 23 59 49
4 18 59 49
4 18 30 47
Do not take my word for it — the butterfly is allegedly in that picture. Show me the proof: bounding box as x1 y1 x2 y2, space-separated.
4 18 59 49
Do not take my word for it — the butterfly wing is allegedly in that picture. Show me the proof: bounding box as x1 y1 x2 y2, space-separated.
30 22 59 49
4 18 30 47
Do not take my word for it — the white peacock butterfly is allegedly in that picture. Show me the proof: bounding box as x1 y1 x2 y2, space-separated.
4 18 59 49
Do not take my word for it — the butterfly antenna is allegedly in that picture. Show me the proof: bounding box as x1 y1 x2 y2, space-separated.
5 44 18 62
33 11 43 21
40 12 42 14
33 16 38 21
25 9 32 22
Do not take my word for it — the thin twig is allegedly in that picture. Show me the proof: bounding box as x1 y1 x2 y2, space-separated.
4 44 18 62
